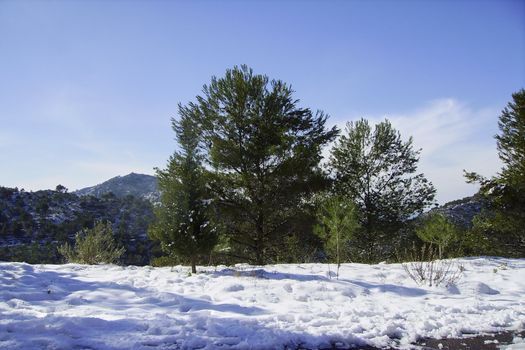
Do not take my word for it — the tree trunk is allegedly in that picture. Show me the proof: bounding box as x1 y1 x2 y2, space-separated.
191 256 197 274
336 230 340 279
255 240 264 265
255 213 265 265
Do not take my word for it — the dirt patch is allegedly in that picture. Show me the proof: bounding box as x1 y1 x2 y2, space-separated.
414 330 525 350
293 330 525 349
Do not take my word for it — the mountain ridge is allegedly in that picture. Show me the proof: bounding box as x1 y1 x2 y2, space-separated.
426 194 487 228
74 172 160 203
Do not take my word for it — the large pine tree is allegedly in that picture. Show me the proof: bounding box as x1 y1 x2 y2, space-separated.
329 118 435 261
465 89 525 256
185 65 338 264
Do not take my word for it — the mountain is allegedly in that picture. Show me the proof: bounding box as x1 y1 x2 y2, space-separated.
74 173 160 203
1 173 162 265
0 186 156 265
426 194 488 228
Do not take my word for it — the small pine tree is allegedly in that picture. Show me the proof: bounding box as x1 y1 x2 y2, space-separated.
149 108 218 273
314 196 359 277
416 213 459 259
58 221 125 264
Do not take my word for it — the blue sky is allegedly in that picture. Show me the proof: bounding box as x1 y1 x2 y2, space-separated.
0 0 524 203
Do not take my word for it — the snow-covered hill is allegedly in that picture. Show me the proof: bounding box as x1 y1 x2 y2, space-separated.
1 258 524 349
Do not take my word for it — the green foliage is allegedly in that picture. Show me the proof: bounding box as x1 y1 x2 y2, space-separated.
496 89 525 185
58 221 125 264
314 196 359 270
416 213 459 259
272 233 321 263
55 184 68 193
459 215 498 256
0 186 154 265
150 255 183 267
182 65 338 264
329 118 435 261
35 197 50 217
465 89 525 257
0 242 59 264
149 106 218 273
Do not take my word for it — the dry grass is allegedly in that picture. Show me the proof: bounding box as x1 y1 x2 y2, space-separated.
401 244 463 287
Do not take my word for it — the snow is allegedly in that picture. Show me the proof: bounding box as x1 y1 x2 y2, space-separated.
1 257 524 349
501 335 525 350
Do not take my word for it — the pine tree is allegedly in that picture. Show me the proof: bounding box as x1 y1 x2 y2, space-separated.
465 89 525 256
329 118 435 261
416 213 459 259
149 112 218 273
497 89 525 186
186 65 338 264
314 195 359 277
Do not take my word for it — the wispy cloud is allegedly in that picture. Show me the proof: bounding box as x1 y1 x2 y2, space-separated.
329 99 502 204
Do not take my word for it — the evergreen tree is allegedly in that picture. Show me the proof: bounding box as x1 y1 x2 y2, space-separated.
314 195 359 277
149 112 218 273
416 213 459 259
496 89 525 186
55 184 68 193
465 89 525 256
329 118 435 261
186 65 338 264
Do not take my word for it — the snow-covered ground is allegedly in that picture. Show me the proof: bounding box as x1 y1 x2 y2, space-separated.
0 258 524 350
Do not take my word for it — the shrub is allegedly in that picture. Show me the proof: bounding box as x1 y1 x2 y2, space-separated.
401 243 463 287
58 221 125 264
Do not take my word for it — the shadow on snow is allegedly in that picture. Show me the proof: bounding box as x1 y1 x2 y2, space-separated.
0 263 378 350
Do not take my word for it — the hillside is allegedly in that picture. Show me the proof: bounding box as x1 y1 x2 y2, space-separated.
0 258 524 349
74 173 160 203
426 194 488 228
0 187 155 265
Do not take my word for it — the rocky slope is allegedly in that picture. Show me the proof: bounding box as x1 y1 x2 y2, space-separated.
0 186 156 265
427 194 488 228
74 173 160 204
